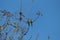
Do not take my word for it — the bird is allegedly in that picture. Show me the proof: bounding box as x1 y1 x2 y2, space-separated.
19 0 23 21
19 12 23 21
27 19 33 26
19 12 23 16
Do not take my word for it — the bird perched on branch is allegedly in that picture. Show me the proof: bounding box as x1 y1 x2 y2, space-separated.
19 12 25 21
23 11 42 26
27 19 33 26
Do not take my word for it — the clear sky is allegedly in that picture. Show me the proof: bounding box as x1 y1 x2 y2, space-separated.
0 0 60 40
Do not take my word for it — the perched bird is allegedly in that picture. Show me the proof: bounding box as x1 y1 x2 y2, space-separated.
27 19 33 26
19 12 26 21
19 15 23 21
19 12 23 16
26 11 42 26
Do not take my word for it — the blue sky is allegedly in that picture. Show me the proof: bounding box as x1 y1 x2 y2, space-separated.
0 0 60 40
